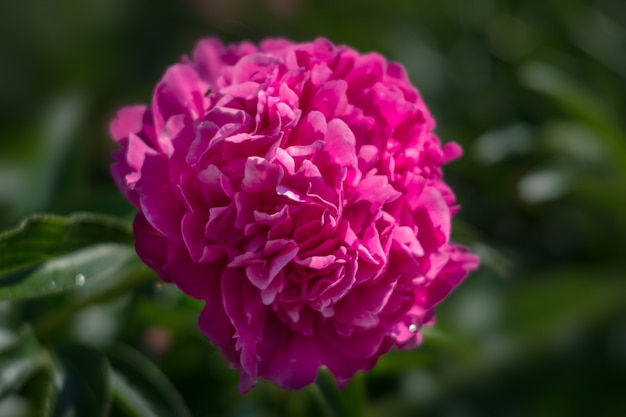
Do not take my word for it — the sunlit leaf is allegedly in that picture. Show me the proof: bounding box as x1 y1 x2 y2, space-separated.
0 213 132 277
0 205 135 302
0 243 137 301
29 255 152 344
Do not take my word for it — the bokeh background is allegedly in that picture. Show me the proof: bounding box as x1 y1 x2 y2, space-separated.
1 0 625 416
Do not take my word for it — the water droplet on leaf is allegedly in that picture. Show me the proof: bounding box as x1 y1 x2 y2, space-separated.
75 274 85 286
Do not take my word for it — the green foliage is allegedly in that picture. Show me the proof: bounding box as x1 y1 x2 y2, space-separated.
53 345 113 417
108 344 192 417
0 327 51 401
0 214 135 301
0 0 625 415
0 213 193 417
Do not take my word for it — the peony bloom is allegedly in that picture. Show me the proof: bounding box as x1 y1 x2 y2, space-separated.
110 37 479 393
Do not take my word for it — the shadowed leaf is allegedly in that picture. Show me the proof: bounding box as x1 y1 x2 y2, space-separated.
52 345 113 417
109 344 191 417
0 326 51 401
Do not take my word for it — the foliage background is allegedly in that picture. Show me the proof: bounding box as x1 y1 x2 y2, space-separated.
1 0 625 416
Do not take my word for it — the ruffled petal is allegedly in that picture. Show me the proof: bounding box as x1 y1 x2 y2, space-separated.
110 36 479 393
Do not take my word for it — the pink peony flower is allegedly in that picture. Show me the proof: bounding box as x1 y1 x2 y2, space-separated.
110 37 479 393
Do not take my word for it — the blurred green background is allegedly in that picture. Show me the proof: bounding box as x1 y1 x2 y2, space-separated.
1 0 625 416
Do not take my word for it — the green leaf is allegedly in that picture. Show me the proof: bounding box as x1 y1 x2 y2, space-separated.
30 257 153 344
0 213 133 277
388 266 626 411
503 266 626 341
520 62 626 178
109 344 191 417
0 243 137 301
0 326 51 401
0 212 135 301
111 372 160 417
52 345 113 417
314 370 368 417
336 372 367 417
21 366 55 417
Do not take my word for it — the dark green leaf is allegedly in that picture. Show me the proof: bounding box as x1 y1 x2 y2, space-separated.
22 367 55 417
111 371 160 417
108 344 191 417
52 345 112 417
0 326 51 401
314 370 367 417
